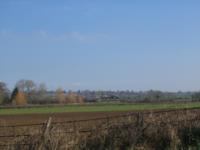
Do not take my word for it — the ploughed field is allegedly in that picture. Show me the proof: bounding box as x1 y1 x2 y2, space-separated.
1 102 200 125
1 102 200 149
0 111 134 125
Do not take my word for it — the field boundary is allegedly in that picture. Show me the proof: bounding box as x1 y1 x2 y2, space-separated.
1 107 200 148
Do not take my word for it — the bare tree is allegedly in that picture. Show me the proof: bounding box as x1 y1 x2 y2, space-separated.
35 83 48 103
55 88 66 104
16 79 36 103
0 81 10 104
16 79 36 93
38 83 47 93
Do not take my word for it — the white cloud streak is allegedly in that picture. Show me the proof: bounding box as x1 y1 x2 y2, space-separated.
0 29 110 44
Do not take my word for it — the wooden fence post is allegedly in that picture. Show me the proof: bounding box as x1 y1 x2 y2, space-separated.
140 113 144 127
38 117 52 150
136 113 140 127
128 113 132 122
136 113 144 127
44 117 52 136
107 116 110 129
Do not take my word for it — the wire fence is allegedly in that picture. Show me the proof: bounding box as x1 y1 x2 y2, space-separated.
1 107 200 148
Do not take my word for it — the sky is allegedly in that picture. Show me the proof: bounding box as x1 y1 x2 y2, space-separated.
0 0 200 91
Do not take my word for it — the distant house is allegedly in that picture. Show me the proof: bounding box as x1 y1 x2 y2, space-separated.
96 95 119 100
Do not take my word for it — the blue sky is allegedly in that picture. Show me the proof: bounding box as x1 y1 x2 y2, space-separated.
1 0 200 91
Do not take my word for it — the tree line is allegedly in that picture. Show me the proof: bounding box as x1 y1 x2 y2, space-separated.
0 80 84 105
1 79 200 105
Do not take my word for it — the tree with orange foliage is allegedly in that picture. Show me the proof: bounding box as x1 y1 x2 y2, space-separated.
65 92 76 103
11 87 27 105
66 92 85 104
15 91 27 105
77 95 85 104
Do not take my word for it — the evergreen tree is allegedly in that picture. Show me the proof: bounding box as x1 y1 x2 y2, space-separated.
11 87 18 102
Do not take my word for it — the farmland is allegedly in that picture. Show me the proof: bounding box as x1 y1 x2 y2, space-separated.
1 102 200 125
1 106 200 149
1 102 200 115
1 102 200 149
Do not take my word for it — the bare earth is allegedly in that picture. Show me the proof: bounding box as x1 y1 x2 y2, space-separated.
1 108 197 126
0 111 134 125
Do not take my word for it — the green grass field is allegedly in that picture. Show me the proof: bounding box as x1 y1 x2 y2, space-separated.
1 102 200 115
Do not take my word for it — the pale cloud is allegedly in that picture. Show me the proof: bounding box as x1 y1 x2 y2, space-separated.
0 29 111 44
35 30 110 43
71 32 88 42
69 32 110 43
0 29 17 40
37 30 48 38
0 29 10 37
71 82 83 87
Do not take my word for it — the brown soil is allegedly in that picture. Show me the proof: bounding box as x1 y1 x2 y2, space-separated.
0 111 135 126
1 108 198 126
